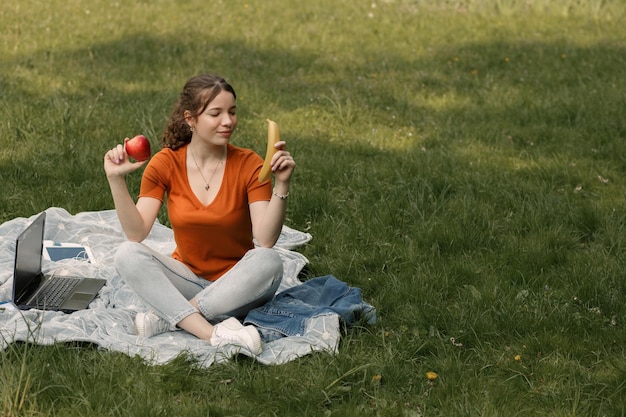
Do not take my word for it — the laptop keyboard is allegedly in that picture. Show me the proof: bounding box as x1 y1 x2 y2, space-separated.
33 277 81 309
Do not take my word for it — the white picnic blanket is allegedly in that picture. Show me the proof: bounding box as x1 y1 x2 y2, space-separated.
0 208 340 366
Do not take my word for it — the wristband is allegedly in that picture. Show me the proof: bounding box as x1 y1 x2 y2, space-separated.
272 189 289 200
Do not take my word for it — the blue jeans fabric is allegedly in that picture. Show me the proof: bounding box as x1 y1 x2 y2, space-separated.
244 275 376 340
114 241 283 327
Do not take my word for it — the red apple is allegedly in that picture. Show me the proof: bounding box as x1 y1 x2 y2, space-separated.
125 134 151 162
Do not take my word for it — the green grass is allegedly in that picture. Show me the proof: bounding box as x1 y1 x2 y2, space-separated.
2 0 626 415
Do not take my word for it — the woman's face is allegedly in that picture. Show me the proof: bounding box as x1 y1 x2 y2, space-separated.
189 90 237 147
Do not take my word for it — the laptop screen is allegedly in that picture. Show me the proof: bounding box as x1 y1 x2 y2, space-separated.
13 213 46 303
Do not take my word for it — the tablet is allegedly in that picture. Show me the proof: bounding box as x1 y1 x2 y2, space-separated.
43 240 95 263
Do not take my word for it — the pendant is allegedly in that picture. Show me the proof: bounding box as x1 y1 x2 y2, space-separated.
204 185 210 191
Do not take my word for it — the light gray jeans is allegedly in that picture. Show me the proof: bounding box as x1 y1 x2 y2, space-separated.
114 241 283 327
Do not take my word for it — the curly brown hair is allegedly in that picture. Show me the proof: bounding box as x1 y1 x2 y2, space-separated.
162 74 237 150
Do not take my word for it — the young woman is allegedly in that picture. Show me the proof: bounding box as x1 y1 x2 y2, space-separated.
103 74 295 355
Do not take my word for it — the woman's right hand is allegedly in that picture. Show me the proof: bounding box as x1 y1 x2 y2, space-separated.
103 140 148 179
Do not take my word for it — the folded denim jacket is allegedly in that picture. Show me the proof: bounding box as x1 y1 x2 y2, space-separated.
244 275 376 341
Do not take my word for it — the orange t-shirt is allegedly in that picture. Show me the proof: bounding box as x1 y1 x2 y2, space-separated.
139 143 271 281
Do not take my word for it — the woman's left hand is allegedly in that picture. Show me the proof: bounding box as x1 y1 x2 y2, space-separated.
270 141 296 183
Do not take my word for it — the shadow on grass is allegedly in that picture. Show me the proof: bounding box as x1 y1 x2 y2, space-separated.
1 30 625 243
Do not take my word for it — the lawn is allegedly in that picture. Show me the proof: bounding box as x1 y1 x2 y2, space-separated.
1 0 626 416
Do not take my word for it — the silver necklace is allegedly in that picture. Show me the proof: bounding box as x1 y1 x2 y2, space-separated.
190 146 226 190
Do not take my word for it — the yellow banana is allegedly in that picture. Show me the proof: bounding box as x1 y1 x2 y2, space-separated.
258 119 280 183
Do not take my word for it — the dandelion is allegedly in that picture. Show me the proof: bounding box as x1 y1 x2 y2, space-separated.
426 371 438 381
504 57 510 63
372 374 382 384
514 354 521 362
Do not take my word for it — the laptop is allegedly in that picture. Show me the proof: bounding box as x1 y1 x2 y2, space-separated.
12 212 106 313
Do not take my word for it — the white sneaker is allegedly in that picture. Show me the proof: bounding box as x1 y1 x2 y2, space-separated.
210 317 262 355
135 311 172 337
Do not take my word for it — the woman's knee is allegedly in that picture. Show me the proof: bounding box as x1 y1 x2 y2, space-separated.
114 241 143 264
249 247 283 278
114 241 152 280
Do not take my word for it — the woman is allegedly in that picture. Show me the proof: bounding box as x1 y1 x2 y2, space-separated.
103 74 295 355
